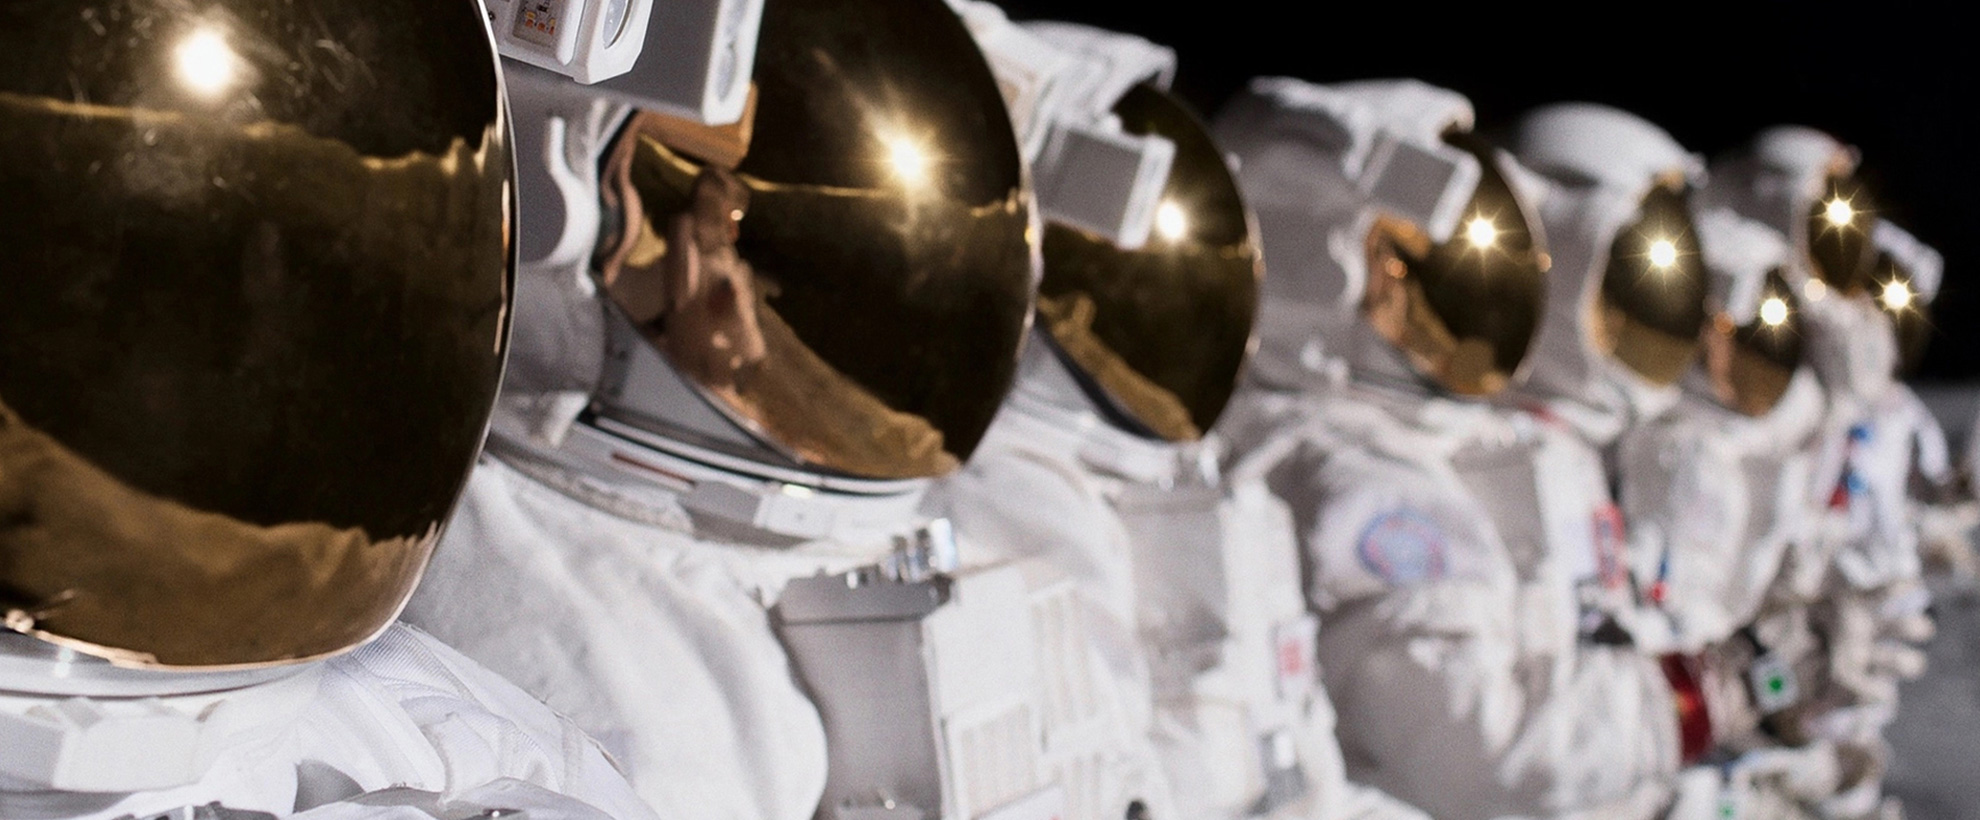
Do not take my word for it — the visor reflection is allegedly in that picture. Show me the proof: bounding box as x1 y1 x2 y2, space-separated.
598 0 1035 479
1036 84 1261 442
0 0 509 668
1723 268 1804 416
1871 252 1931 376
1599 182 1708 386
1391 135 1550 396
1806 175 1877 294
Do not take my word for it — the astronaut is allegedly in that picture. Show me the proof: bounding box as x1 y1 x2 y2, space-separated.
0 2 656 818
1492 104 1715 657
1703 127 1902 602
1611 208 1854 819
935 13 1428 820
1615 209 1820 654
926 14 1190 820
397 0 1042 817
1704 127 1928 820
1859 223 1974 584
1209 79 1680 820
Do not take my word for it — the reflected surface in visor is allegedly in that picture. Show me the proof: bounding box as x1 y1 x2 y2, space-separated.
1871 253 1931 376
1390 136 1550 396
1806 175 1878 294
599 0 1033 480
1723 269 1805 416
1037 84 1261 442
0 0 510 667
1597 182 1709 385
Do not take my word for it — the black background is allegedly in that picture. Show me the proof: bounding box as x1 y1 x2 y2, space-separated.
992 0 1975 380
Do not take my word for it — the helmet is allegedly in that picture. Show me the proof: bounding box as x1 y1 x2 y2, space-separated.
1212 78 1549 398
1034 83 1259 441
1806 173 1879 295
1704 125 1876 297
1506 103 1709 418
1869 220 1942 376
971 20 1259 442
1368 129 1549 396
510 0 1035 490
1693 210 1805 417
0 0 510 670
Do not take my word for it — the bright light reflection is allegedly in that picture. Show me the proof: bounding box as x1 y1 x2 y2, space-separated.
1648 238 1679 269
886 137 929 188
175 27 239 98
1881 280 1914 311
1155 200 1188 241
1824 198 1855 228
1759 296 1790 327
1464 216 1498 248
1805 278 1829 301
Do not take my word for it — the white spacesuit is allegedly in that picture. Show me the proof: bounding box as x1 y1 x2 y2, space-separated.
1859 223 1973 585
1615 209 1822 654
1607 207 1857 820
937 15 1427 820
1703 127 1901 603
930 14 1191 820
1210 80 1679 820
398 0 1044 818
1704 127 1928 820
1816 222 1948 709
0 3 653 818
1498 103 1719 652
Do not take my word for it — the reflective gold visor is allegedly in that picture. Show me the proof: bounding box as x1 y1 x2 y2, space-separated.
0 0 510 668
1598 182 1709 386
1806 175 1878 294
1724 268 1805 416
1870 253 1931 376
1394 136 1550 396
1037 85 1261 442
600 0 1034 480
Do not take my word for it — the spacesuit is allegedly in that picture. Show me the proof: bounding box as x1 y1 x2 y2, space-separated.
1703 127 1902 601
1704 127 1930 820
929 15 1196 820
398 0 1043 818
1495 103 1721 651
1608 206 1855 819
1210 80 1679 820
0 3 653 818
1614 209 1820 655
1858 223 1973 585
935 14 1427 820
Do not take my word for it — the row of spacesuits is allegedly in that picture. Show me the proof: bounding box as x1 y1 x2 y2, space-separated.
0 0 1964 818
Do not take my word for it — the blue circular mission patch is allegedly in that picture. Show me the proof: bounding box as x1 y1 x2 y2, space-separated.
1357 508 1448 585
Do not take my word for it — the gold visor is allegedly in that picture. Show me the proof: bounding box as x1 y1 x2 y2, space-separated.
1038 85 1261 442
1722 269 1805 416
1806 175 1878 295
1870 253 1931 376
1598 182 1709 386
0 0 509 668
599 0 1034 480
1390 136 1550 396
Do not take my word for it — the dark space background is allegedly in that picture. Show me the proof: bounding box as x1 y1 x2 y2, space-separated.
992 0 1977 380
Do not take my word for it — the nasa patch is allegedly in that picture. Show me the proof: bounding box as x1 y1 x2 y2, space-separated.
1357 508 1448 585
